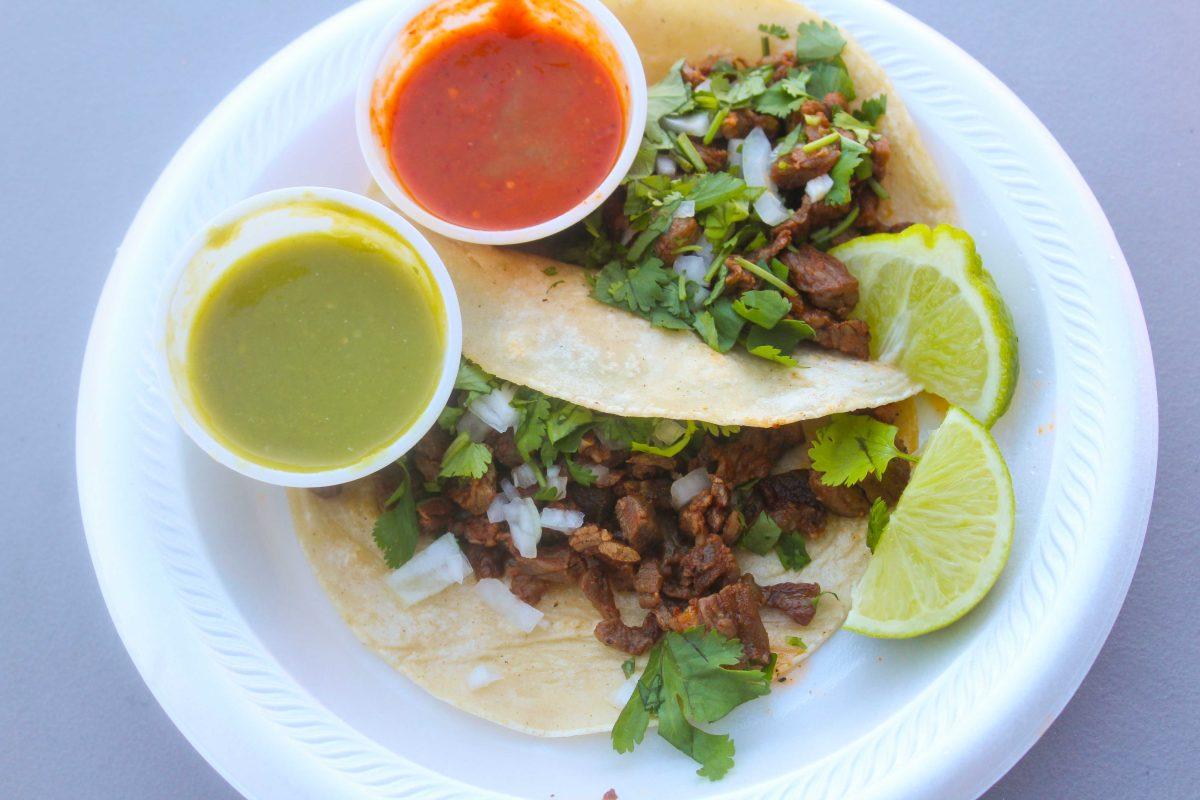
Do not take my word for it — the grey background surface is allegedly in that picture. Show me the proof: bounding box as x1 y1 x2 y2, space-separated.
1 1 1195 797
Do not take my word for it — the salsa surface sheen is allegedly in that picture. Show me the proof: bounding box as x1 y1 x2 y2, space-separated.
187 231 444 471
386 0 624 230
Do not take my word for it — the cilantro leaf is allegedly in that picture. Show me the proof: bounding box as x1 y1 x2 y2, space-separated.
867 497 890 552
622 657 637 678
745 318 814 366
758 23 789 39
805 60 856 101
825 137 868 206
514 394 549 461
753 74 810 117
832 109 873 143
785 635 807 651
546 403 594 444
372 463 420 568
732 289 791 329
808 413 911 486
776 531 811 571
439 431 492 479
563 457 598 487
437 405 464 433
454 361 494 393
645 61 694 149
854 94 888 126
613 629 772 781
795 21 846 61
739 511 782 554
689 172 753 211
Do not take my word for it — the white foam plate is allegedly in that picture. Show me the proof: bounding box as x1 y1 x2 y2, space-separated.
76 1 1157 797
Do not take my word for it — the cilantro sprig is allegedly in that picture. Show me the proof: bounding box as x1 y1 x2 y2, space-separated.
808 413 917 486
612 629 773 780
373 462 420 568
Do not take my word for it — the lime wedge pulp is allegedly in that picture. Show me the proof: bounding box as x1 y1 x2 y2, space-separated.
831 225 1018 427
844 407 1014 638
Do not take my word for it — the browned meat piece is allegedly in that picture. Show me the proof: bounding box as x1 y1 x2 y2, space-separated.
678 535 740 596
678 476 740 543
445 463 497 515
653 217 700 266
747 228 793 264
416 496 457 537
577 433 620 467
781 245 859 316
634 558 664 609
681 62 708 86
797 99 831 141
761 581 820 625
756 470 827 536
603 789 619 800
509 545 573 581
616 494 661 552
823 91 848 110
723 256 759 291
625 452 676 478
601 187 632 243
453 515 505 546
870 135 890 179
411 426 451 483
860 457 912 506
694 141 728 171
579 567 620 619
463 543 507 580
774 420 809 446
868 402 904 426
694 428 781 486
771 146 840 189
308 485 342 498
569 524 641 566
614 478 673 510
792 303 871 359
489 431 523 468
509 573 548 605
569 483 615 523
771 195 848 243
595 613 663 655
719 108 780 139
856 189 883 232
695 582 771 665
762 50 797 81
807 470 871 517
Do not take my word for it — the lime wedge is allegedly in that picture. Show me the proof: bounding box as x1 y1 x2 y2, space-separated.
831 225 1018 426
844 407 1014 638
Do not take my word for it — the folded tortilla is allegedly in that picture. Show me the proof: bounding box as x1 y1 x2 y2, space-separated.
292 0 950 735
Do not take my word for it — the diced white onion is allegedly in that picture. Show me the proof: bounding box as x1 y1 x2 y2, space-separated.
584 463 610 483
620 226 636 246
512 463 538 489
545 464 568 500
655 154 678 176
541 507 586 533
673 200 696 219
386 533 472 607
696 236 714 265
500 478 519 501
467 665 502 690
456 410 492 443
608 673 640 709
671 467 711 509
742 127 792 225
728 137 745 168
654 418 687 445
690 286 711 307
503 497 542 558
673 254 708 285
486 494 509 523
805 173 835 203
754 191 792 225
469 386 518 433
474 578 544 632
695 78 712 93
662 110 711 137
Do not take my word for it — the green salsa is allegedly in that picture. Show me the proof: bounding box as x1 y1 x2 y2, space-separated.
187 230 444 471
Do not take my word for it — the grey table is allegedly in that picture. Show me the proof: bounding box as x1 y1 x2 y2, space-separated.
2 1 1195 797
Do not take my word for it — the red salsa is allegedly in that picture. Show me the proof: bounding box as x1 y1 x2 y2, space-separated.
385 1 625 230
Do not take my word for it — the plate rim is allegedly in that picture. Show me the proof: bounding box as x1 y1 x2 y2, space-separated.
76 1 1158 798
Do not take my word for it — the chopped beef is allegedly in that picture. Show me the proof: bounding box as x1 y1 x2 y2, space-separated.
693 141 728 171
791 300 871 359
601 188 632 244
489 431 523 468
693 428 782 486
724 256 759 291
868 402 904 426
860 456 912 506
756 470 828 537
870 135 891 179
797 99 832 141
625 452 676 478
509 545 573 582
411 426 450 483
677 535 740 596
678 476 741 543
510 573 549 606
807 470 871 517
653 217 700 266
568 483 615 524
771 146 840 189
762 50 797 81
577 433 620 467
613 478 673 510
455 515 506 546
781 245 859 316
681 62 708 86
615 494 661 552
594 613 662 655
416 496 457 537
761 581 820 625
569 524 642 566
579 566 620 619
822 91 848 110
771 194 848 242
720 108 780 139
634 558 664 608
694 582 771 665
747 228 793 264
856 189 883 232
463 543 507 580
445 463 498 516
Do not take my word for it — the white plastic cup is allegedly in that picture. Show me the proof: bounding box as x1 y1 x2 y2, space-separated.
156 186 463 488
356 0 648 245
